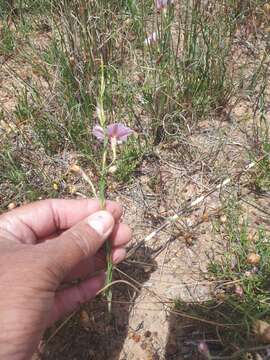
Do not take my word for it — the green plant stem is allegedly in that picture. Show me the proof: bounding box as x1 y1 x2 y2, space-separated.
99 143 113 313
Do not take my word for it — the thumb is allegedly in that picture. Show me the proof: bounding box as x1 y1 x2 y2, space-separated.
41 210 115 280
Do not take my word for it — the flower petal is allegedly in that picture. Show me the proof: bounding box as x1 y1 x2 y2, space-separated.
155 0 174 11
92 125 105 141
107 123 119 138
156 0 166 10
108 123 133 142
117 127 133 141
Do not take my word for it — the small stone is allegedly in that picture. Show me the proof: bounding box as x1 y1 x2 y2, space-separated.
7 202 16 210
70 164 81 173
254 320 270 343
80 310 90 328
247 253 260 265
263 3 270 14
108 165 117 174
220 215 227 224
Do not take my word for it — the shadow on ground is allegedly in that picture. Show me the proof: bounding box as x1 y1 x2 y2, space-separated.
41 246 157 360
164 311 209 360
164 301 260 360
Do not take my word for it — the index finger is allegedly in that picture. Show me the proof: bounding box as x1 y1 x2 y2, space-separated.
0 199 122 244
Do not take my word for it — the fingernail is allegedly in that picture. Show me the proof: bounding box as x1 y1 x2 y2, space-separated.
87 211 114 238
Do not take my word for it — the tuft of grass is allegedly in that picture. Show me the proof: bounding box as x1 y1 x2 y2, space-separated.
248 87 270 192
0 21 16 56
139 0 236 143
0 146 26 186
113 140 143 183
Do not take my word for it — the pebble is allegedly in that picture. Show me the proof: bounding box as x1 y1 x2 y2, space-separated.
220 215 227 224
80 310 90 328
7 202 16 210
246 253 260 265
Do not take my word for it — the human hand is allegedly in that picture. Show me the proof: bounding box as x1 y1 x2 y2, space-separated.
0 199 131 360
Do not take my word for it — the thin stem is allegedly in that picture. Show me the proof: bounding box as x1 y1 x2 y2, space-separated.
97 61 113 314
98 154 114 313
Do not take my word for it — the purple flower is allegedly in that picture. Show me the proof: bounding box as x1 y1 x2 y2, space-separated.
93 123 133 144
155 0 174 11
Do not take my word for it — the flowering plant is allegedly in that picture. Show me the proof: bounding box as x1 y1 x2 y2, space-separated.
93 66 133 312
